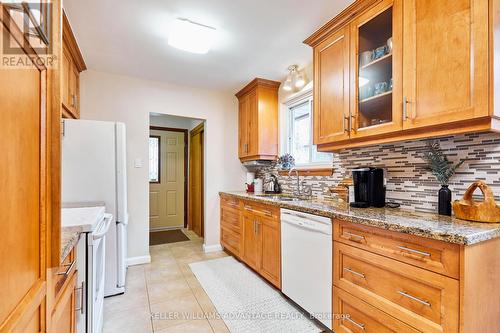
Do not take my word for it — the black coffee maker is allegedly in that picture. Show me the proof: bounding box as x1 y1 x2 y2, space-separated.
350 167 386 208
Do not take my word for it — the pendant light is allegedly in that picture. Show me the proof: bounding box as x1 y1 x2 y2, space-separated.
283 65 306 92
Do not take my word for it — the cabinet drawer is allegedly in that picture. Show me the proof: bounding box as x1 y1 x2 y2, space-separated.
221 195 240 210
53 248 76 298
241 200 279 220
221 206 241 234
334 220 459 279
334 287 421 333
334 243 459 333
221 227 241 257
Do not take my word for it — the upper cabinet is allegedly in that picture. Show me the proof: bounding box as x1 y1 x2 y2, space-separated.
62 11 86 119
402 0 489 130
314 26 351 144
305 0 495 151
236 78 280 161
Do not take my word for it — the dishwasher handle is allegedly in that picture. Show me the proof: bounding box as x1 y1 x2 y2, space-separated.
282 217 332 235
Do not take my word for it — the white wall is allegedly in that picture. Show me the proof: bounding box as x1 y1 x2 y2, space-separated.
150 114 203 130
80 70 246 261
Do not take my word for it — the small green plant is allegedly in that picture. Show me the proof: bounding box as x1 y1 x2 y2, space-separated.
421 141 466 185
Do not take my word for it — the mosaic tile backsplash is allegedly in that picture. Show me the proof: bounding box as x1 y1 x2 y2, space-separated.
253 132 500 213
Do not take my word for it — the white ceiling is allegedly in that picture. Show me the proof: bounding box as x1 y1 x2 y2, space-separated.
64 0 354 93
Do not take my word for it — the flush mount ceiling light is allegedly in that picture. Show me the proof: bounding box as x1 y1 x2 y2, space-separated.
168 18 216 54
283 65 306 92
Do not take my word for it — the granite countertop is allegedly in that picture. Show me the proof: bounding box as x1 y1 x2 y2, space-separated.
220 191 500 246
61 226 82 262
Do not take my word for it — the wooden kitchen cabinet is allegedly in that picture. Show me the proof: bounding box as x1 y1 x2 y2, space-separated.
242 212 263 271
50 270 77 333
349 0 403 138
401 0 489 130
305 0 497 151
235 78 280 161
333 218 500 333
220 195 281 288
62 11 86 119
47 247 79 333
0 1 62 330
259 217 281 288
313 26 351 144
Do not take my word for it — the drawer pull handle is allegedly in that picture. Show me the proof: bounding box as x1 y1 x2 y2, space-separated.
263 210 273 217
397 246 431 257
74 281 85 314
244 205 253 211
343 267 366 279
343 231 365 241
398 291 431 307
57 260 76 276
345 316 365 330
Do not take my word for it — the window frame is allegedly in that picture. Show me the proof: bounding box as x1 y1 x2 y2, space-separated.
285 92 333 167
149 135 161 183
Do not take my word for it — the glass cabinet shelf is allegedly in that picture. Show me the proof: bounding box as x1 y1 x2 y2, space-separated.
357 6 393 130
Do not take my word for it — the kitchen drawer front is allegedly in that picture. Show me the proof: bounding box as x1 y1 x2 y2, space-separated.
241 200 279 220
221 227 241 257
334 243 459 333
221 206 241 234
221 195 240 210
334 287 421 333
334 220 459 279
53 248 77 298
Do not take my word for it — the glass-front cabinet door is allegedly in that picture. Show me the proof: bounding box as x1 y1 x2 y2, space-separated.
350 0 402 138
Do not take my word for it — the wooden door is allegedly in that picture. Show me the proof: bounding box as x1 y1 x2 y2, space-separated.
260 219 280 288
238 95 249 158
242 213 262 271
313 26 351 145
150 130 186 230
189 124 204 237
0 6 53 332
402 0 489 130
349 0 403 138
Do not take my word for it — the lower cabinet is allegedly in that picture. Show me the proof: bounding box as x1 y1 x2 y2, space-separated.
259 218 281 287
48 247 78 332
334 287 420 333
242 212 262 271
220 195 281 289
51 270 77 333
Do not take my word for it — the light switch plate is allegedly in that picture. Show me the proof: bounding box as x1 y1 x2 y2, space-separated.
134 158 143 168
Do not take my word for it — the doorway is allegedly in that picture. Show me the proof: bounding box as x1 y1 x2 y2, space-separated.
149 127 188 231
189 123 204 238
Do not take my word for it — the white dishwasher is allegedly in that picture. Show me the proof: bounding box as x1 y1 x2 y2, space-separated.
281 209 332 329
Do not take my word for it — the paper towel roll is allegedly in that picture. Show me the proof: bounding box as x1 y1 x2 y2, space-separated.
254 178 263 193
246 172 255 185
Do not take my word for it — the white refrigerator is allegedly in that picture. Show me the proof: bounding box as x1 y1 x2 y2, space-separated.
62 119 128 297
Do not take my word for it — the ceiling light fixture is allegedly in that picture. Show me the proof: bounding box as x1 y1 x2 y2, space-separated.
168 18 216 54
283 65 306 92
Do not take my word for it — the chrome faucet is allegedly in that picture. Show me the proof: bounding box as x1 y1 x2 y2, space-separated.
288 168 301 196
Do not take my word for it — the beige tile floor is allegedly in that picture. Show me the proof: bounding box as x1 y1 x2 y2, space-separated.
103 229 230 333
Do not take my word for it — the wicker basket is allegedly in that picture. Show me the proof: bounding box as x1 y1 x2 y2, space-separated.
452 181 500 223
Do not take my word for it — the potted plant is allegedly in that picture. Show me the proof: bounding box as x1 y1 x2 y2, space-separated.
277 153 295 171
421 141 466 216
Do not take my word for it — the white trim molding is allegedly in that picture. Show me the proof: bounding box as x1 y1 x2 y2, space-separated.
203 243 223 253
127 255 151 266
